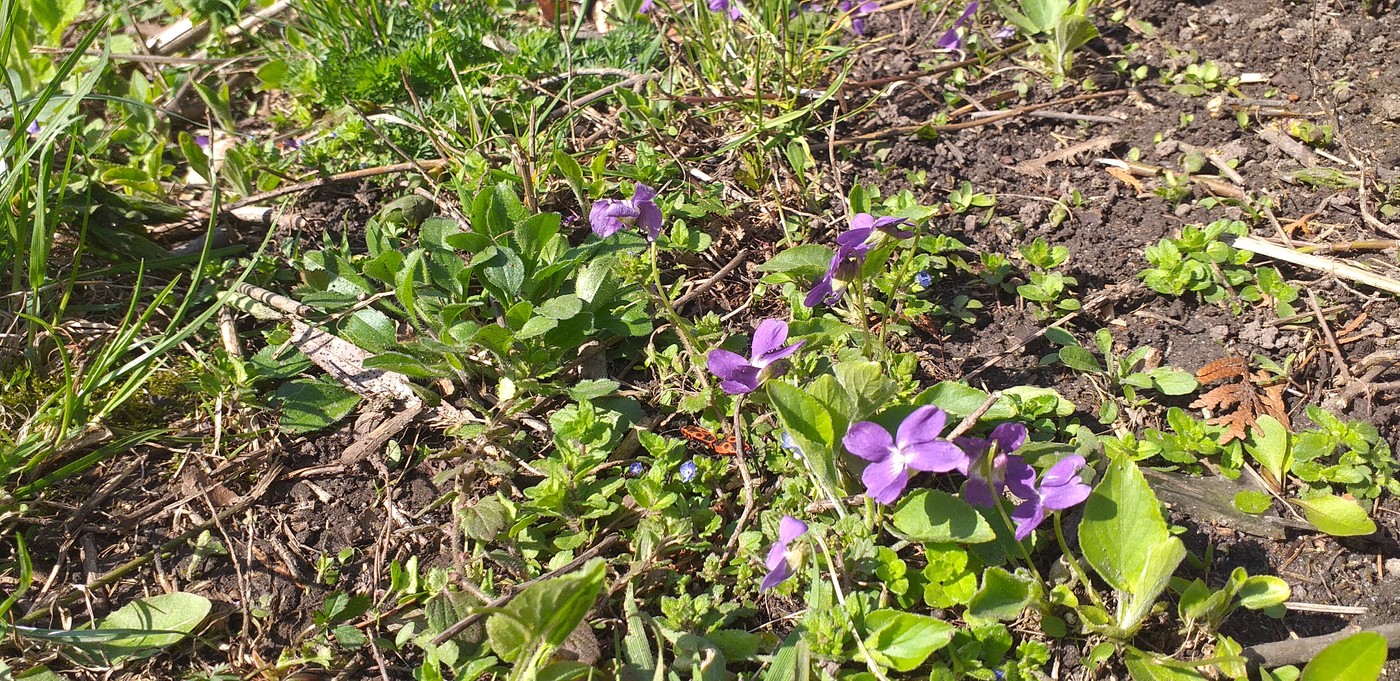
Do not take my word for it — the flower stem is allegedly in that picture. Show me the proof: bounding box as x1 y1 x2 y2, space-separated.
810 529 892 681
880 224 922 350
1054 512 1108 612
724 396 757 554
992 496 1045 586
648 243 712 392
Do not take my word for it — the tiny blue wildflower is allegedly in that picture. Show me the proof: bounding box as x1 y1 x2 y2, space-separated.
627 462 646 477
26 121 40 135
994 671 1005 681
679 460 699 482
780 432 799 451
915 270 933 288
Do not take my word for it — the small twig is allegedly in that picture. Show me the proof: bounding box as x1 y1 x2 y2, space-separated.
945 392 1003 441
1306 289 1352 381
1226 234 1400 297
545 72 663 122
227 159 450 210
1266 303 1346 327
430 534 620 646
675 248 750 308
968 109 1124 125
836 90 1127 146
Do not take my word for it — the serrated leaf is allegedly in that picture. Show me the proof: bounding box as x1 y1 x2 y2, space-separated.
460 495 507 541
486 559 606 663
272 378 362 434
965 567 1035 623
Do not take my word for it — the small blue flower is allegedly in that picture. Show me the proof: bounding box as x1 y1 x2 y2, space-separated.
994 670 1005 681
26 121 40 135
679 460 699 482
915 270 933 288
627 462 646 477
780 432 799 451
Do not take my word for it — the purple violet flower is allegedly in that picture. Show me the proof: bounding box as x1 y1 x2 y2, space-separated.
834 213 914 251
707 318 805 395
589 183 664 241
709 0 741 19
993 24 1016 41
679 460 699 482
761 515 808 591
955 422 1028 508
639 0 654 12
627 461 646 477
838 0 879 35
935 1 978 49
915 270 933 288
804 242 865 308
194 134 211 151
1005 454 1092 540
26 121 41 135
844 405 968 505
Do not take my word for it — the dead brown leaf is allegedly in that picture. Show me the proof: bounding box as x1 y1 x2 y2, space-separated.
1191 356 1289 444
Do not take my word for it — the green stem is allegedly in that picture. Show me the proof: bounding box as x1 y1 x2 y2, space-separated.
880 224 923 350
648 243 712 392
809 530 891 681
1054 512 1108 612
992 495 1045 586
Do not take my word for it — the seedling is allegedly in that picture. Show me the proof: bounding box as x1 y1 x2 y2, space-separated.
1056 328 1198 424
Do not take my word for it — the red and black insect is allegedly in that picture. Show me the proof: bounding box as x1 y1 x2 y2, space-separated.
679 425 746 456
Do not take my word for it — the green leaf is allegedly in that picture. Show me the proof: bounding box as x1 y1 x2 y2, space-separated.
272 378 362 435
1146 368 1199 395
768 381 840 492
965 567 1035 623
757 244 834 277
1245 415 1290 487
459 495 507 541
1058 345 1103 374
1238 575 1290 610
916 382 1016 421
862 610 955 672
1124 648 1209 680
480 246 526 298
340 309 398 353
1291 494 1377 537
486 558 606 663
1300 632 1386 681
1232 491 1273 515
834 360 896 421
80 592 211 663
1079 456 1185 634
891 490 995 544
567 379 619 401
1054 15 1099 62
537 294 584 320
761 629 810 681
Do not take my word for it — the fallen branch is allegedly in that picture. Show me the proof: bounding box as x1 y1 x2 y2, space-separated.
1225 234 1400 297
1242 622 1400 669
